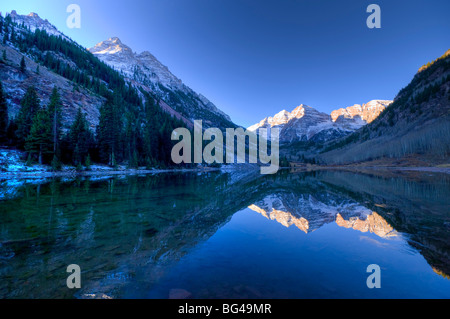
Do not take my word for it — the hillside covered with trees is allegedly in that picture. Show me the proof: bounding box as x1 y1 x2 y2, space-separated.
316 49 450 165
0 13 191 170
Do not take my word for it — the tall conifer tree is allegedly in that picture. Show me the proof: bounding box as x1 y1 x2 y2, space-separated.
0 80 8 143
16 86 40 147
25 106 52 164
48 87 62 155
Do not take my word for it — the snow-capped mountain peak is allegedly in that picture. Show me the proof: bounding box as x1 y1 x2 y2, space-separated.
248 100 392 144
4 9 235 130
89 37 233 127
89 37 184 89
90 37 134 57
6 10 71 42
331 100 392 123
248 104 313 133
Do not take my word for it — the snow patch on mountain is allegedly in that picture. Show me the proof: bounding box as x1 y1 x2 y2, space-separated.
331 100 392 123
248 100 392 144
88 37 233 126
5 10 71 42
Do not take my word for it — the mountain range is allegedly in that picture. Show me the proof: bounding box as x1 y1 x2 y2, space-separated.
318 49 450 164
88 36 235 129
1 10 235 133
248 193 396 237
248 100 392 144
8 10 70 41
0 9 448 168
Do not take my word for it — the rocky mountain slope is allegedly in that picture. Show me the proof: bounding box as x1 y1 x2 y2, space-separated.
331 100 392 123
88 37 236 129
248 100 392 144
8 10 71 41
0 10 243 168
1 11 236 133
319 49 450 164
0 40 103 131
0 10 233 168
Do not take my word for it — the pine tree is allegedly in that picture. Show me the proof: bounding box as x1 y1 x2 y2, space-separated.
143 97 160 164
85 153 91 171
130 149 139 169
6 118 17 146
0 80 8 143
10 27 15 43
124 111 143 168
47 87 62 156
67 107 94 165
4 13 12 26
20 56 26 72
16 86 40 147
25 106 52 164
2 32 8 44
97 93 122 166
51 154 62 171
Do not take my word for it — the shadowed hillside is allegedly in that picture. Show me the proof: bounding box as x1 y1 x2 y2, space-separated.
318 49 450 165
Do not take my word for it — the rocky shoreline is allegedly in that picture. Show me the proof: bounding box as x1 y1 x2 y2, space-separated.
1 165 448 180
0 166 225 179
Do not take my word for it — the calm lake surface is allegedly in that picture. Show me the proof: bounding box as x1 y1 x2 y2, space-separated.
0 169 449 299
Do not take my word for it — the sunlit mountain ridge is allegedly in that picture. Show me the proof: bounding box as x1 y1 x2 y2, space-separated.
248 193 397 237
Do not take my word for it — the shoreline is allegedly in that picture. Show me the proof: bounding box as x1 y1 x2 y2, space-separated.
296 165 450 174
0 167 225 179
0 165 448 180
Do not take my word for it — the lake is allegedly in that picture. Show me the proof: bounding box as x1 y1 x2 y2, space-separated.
0 169 449 298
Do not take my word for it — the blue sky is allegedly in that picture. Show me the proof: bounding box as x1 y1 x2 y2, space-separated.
3 0 450 127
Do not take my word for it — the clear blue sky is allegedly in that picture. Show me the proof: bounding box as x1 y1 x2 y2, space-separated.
3 0 450 127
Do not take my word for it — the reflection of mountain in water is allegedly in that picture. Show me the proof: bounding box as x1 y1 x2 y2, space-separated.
336 212 396 238
248 193 397 238
316 170 450 281
0 168 449 298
